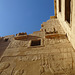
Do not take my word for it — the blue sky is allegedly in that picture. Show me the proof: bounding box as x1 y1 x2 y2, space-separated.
0 0 54 37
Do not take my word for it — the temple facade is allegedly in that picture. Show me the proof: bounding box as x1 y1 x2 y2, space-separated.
0 0 75 75
53 0 75 49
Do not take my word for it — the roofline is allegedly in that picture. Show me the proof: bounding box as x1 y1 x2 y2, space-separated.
50 0 57 19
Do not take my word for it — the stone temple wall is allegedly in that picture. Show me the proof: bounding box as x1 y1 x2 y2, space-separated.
56 0 75 49
0 0 75 75
0 18 75 75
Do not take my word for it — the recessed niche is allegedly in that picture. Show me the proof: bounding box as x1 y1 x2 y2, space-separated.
31 40 41 46
59 0 61 12
4 38 9 42
65 0 71 24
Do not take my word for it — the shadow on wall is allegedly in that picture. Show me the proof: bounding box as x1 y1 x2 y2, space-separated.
14 35 41 41
0 38 10 57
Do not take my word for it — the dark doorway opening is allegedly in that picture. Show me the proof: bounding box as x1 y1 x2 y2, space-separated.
31 40 41 46
59 0 61 12
65 0 71 23
4 38 9 42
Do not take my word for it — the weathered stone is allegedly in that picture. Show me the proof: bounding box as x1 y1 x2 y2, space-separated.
0 0 75 75
14 69 24 75
0 62 10 74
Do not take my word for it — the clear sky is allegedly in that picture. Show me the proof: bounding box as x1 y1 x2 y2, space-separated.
0 0 54 37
